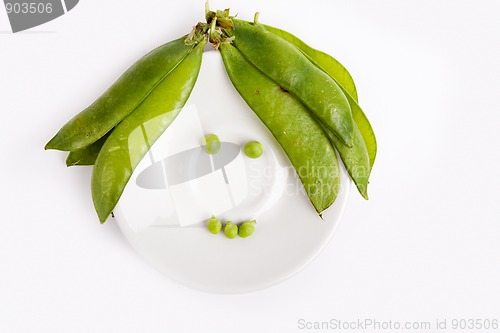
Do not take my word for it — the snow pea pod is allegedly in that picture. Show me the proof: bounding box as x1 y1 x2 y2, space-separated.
310 60 376 170
263 24 359 102
262 26 377 169
226 19 354 147
220 43 339 214
91 40 205 223
45 37 195 151
264 25 377 171
304 55 376 169
347 93 377 169
66 131 110 166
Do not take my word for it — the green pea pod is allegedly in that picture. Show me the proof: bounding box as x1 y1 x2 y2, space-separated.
220 43 339 215
262 25 377 169
91 40 205 223
348 94 377 169
65 131 111 167
226 19 355 148
45 37 196 151
318 122 370 199
263 24 358 102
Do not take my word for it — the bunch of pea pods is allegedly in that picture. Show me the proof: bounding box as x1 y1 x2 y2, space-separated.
45 6 377 223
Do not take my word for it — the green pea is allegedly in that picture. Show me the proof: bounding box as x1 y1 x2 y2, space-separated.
243 141 263 159
226 19 355 148
220 43 339 214
238 220 256 238
91 40 206 223
223 222 238 239
207 215 222 234
203 134 221 154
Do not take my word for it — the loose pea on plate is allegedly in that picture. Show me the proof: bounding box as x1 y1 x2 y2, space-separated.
243 141 263 159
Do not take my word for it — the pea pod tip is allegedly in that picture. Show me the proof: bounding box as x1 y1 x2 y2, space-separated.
44 140 55 150
361 191 369 200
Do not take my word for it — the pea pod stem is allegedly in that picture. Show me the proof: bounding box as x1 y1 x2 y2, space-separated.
254 12 260 25
210 16 217 41
205 0 210 18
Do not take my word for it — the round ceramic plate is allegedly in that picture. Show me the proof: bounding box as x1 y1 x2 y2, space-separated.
113 50 351 294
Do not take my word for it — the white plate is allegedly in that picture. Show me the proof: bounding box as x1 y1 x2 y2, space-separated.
114 50 351 294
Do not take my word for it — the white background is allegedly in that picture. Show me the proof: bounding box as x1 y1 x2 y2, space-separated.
1 0 499 332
